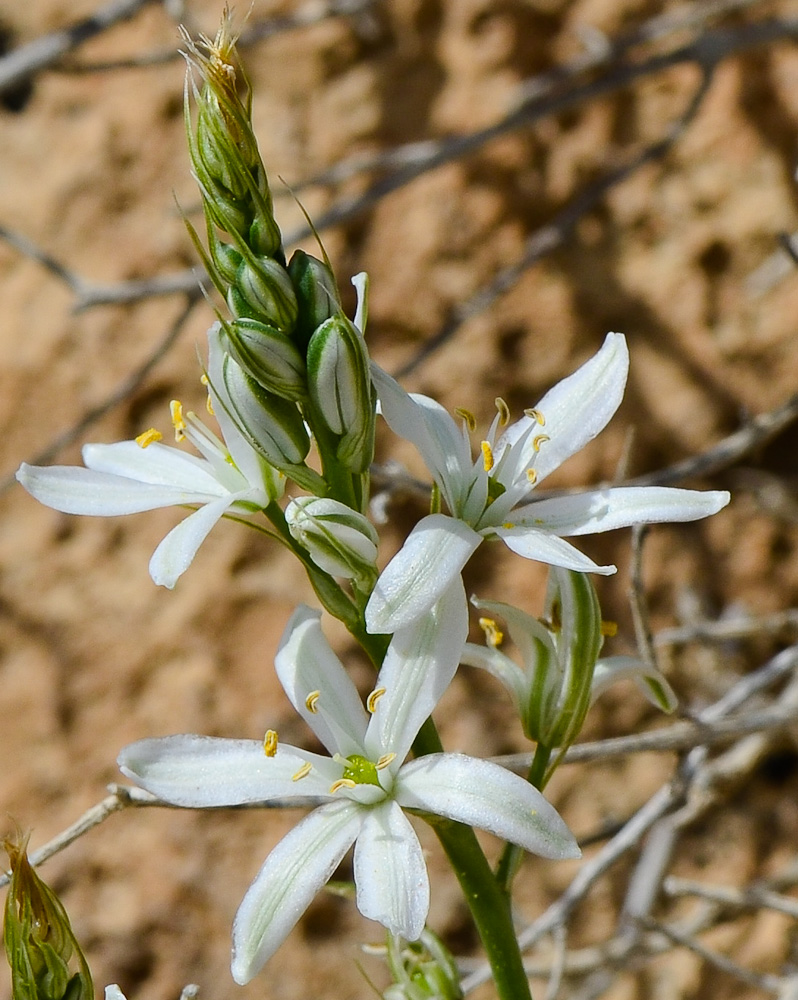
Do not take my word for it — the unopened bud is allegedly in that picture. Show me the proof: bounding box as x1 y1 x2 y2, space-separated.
3 833 93 1000
287 250 342 348
223 317 307 401
306 315 375 473
382 929 462 1000
228 256 298 333
286 496 378 588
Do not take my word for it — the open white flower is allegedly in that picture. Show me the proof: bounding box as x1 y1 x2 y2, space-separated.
118 584 579 983
16 326 282 589
366 333 730 632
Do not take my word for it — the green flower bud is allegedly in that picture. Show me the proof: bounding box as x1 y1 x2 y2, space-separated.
285 496 378 588
222 317 307 400
221 352 309 467
287 250 342 349
228 256 298 333
3 834 93 1000
306 315 376 473
382 930 463 1000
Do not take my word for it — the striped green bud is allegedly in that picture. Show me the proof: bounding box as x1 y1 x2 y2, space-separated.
3 835 93 1000
222 317 307 400
228 256 298 332
287 250 341 349
285 496 378 588
306 314 375 473
383 929 463 1000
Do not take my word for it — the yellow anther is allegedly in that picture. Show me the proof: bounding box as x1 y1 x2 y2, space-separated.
526 468 538 485
481 440 495 472
305 690 320 714
494 397 510 426
600 620 619 638
330 778 357 794
502 522 515 530
170 400 186 442
263 729 278 757
376 753 396 770
292 762 312 782
366 687 386 714
525 408 546 427
454 407 477 433
532 434 550 452
478 617 504 648
200 374 215 415
135 428 163 449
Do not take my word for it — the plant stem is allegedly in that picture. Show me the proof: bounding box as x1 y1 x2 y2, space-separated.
495 743 553 895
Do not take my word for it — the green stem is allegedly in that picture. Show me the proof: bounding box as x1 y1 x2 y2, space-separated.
495 743 553 895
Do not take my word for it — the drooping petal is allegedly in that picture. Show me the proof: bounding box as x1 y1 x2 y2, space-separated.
498 333 628 487
117 735 337 806
275 605 369 756
495 526 616 575
459 643 527 706
148 495 233 588
397 754 580 860
16 462 221 516
512 487 730 536
365 514 482 633
365 577 468 765
354 800 428 940
83 440 226 492
591 655 678 713
231 800 364 984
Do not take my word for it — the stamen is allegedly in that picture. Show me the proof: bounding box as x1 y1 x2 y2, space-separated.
170 400 187 442
366 687 386 714
305 690 320 713
135 428 163 449
502 521 515 530
263 729 278 757
494 397 511 426
524 408 546 426
478 617 504 648
481 440 495 472
376 753 396 770
532 434 550 452
526 468 538 485
601 620 619 637
454 407 477 433
292 762 312 782
329 778 357 794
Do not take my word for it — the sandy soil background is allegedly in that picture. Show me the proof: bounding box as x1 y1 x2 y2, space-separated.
2 1 798 998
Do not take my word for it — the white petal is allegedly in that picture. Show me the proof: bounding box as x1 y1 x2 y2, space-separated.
514 487 730 536
499 332 628 486
105 987 127 1000
354 800 428 940
459 643 527 706
398 754 580 859
117 735 336 806
16 462 217 516
83 440 225 493
148 496 232 588
231 800 364 983
495 526 616 575
275 605 369 756
591 655 678 713
365 514 482 633
366 577 468 764
352 272 369 333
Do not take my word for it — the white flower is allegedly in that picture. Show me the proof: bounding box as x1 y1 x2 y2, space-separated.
16 325 282 589
366 333 730 632
118 584 579 983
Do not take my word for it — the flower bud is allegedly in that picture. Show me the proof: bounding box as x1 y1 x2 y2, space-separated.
381 930 462 1000
228 256 298 333
306 315 375 473
285 496 378 588
287 250 342 348
3 834 93 1000
222 317 307 401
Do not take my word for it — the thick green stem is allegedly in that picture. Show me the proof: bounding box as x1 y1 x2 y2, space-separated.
495 744 553 895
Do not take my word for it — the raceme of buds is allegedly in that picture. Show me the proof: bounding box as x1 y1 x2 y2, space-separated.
228 255 299 334
3 835 93 1000
285 496 379 589
381 930 463 1000
221 317 307 401
287 250 342 349
306 314 376 473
